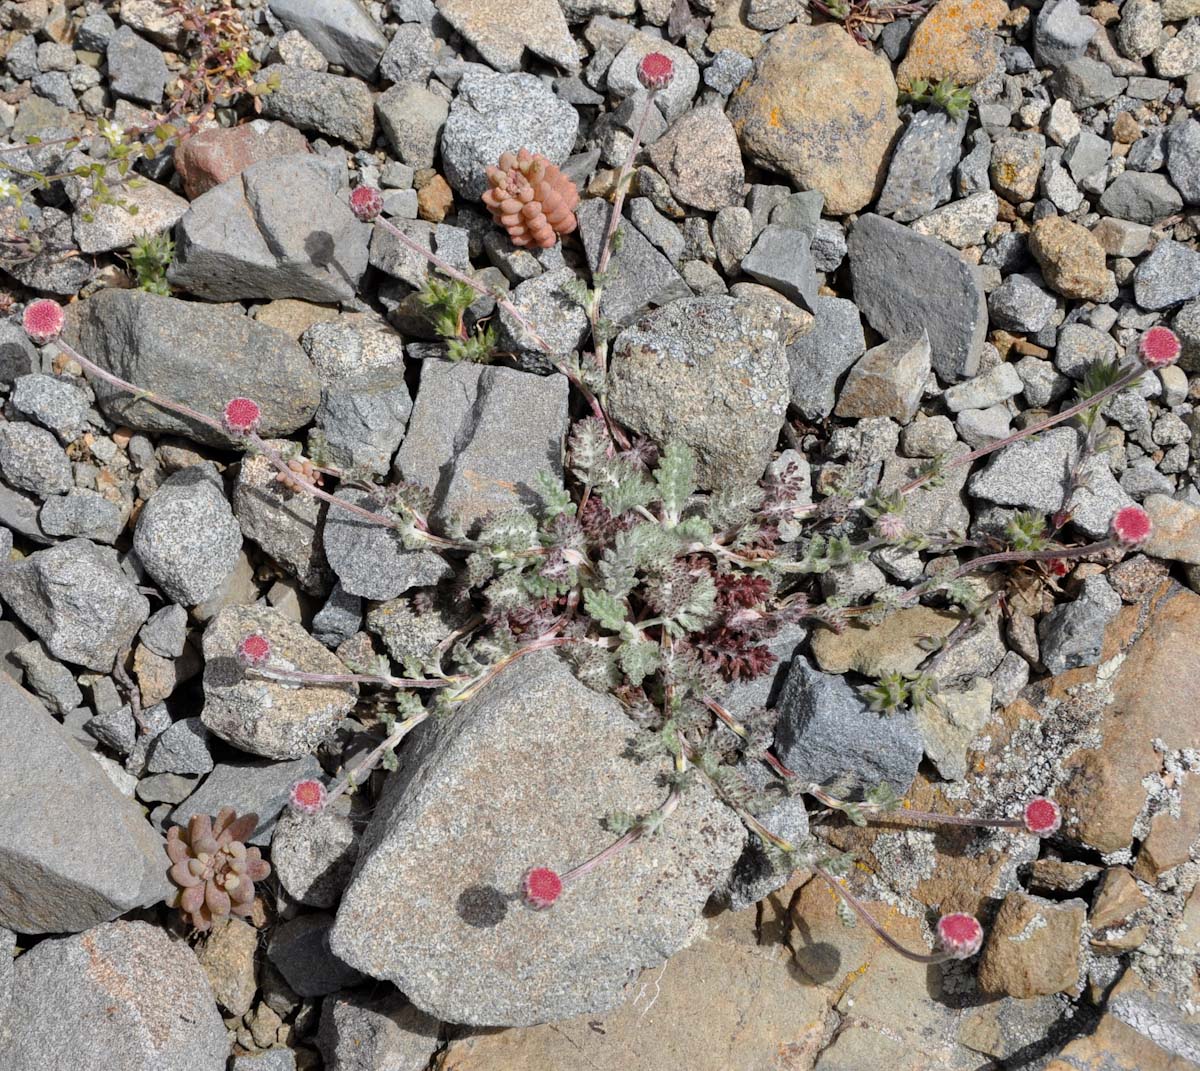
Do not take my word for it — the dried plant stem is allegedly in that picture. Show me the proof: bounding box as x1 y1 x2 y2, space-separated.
249 665 455 690
561 783 682 888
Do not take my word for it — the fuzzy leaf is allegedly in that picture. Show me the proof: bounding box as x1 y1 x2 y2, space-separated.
583 587 629 632
617 639 661 687
654 441 695 525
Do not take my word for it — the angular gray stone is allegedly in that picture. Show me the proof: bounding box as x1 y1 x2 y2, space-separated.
201 604 357 760
376 84 448 169
1064 130 1110 184
169 753 323 848
41 489 123 545
106 25 167 105
318 989 441 1071
140 604 188 660
788 296 866 420
170 154 371 303
441 70 579 200
498 266 590 369
1166 119 1200 205
312 583 362 648
10 373 89 442
848 213 988 382
1098 171 1185 223
576 198 691 327
605 34 699 123
739 224 817 312
318 376 414 478
146 717 214 776
1118 0 1163 58
272 805 359 909
438 0 578 72
1034 0 1098 67
607 295 789 490
0 921 227 1071
379 23 438 84
1038 574 1121 673
331 652 744 1026
394 359 569 534
269 913 364 998
72 178 189 257
774 656 923 798
268 0 387 78
1050 58 1127 108
0 538 149 671
134 463 242 606
877 108 966 222
834 332 931 424
0 421 71 496
0 323 36 385
258 65 375 148
911 190 998 248
0 677 170 933
968 425 1079 513
10 639 82 715
1133 239 1200 310
988 273 1058 333
1055 322 1118 378
916 678 991 782
647 106 744 211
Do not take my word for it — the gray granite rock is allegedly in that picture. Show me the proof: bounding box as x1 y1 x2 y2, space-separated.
70 289 320 446
10 374 89 442
394 358 569 532
607 295 789 489
0 421 71 496
331 652 743 1026
201 604 357 760
848 213 988 382
1055 322 1118 378
376 84 448 169
269 913 364 998
106 26 167 105
1098 170 1185 223
0 676 170 933
170 154 371 303
988 273 1058 333
268 0 387 78
258 65 375 148
441 69 579 200
312 583 362 649
498 266 590 368
1050 58 1127 108
788 296 866 419
1133 239 1200 309
146 717 214 777
773 656 923 798
318 376 414 478
318 990 442 1071
1038 574 1121 673
911 189 998 248
605 34 699 122
272 805 359 909
647 106 744 211
0 921 227 1070
10 639 82 715
134 463 242 606
0 538 149 671
379 23 438 84
1034 0 1098 67
968 425 1079 513
876 108 966 222
576 197 692 327
1166 118 1200 205
140 604 188 660
739 225 817 312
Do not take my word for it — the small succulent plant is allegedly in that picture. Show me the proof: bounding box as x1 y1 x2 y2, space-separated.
482 148 579 249
166 809 270 932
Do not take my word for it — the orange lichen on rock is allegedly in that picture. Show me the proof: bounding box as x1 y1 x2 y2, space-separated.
895 0 1007 91
481 148 579 249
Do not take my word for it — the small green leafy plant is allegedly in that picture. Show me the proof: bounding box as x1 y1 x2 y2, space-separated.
417 277 497 363
901 77 973 121
126 231 175 296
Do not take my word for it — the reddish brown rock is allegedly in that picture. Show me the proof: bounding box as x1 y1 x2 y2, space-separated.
978 891 1085 998
175 122 310 200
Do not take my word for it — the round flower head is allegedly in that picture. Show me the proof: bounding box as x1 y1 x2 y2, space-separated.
637 51 675 91
222 397 261 437
1111 505 1152 546
1022 796 1062 836
349 185 383 222
874 513 906 542
522 866 562 909
1139 326 1181 368
936 913 984 959
236 633 271 668
23 299 65 345
289 778 328 815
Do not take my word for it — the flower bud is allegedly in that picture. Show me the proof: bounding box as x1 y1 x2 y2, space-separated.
637 51 675 91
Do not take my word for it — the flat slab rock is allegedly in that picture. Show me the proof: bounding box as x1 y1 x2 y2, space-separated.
0 676 171 933
331 651 744 1027
0 921 227 1071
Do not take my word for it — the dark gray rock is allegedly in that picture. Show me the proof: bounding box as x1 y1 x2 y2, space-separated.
607 295 789 489
988 273 1058 333
170 154 371 303
106 26 167 105
77 11 115 51
441 69 579 200
1049 58 1126 108
0 921 227 1071
312 583 362 648
70 289 320 446
10 639 81 715
1098 171 1184 223
318 990 441 1071
322 487 452 600
140 604 188 660
269 913 364 998
0 323 36 386
0 677 170 933
0 421 71 496
1127 130 1166 173
848 213 988 382
1133 239 1200 310
376 84 448 169
576 198 691 327
394 359 569 533
774 657 923 798
1166 119 1200 205
1034 0 1098 67
272 805 359 909
268 0 387 78
134 463 242 606
788 296 866 420
876 108 966 222
1038 574 1121 673
331 651 744 1026
0 538 149 671
739 225 817 311
258 65 376 148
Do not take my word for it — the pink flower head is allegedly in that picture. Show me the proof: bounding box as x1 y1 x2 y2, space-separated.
289 778 328 815
222 397 261 437
1022 796 1062 836
936 913 984 959
1111 505 1152 546
349 185 383 222
1139 326 1181 368
874 513 906 541
23 299 65 345
522 866 563 909
637 51 675 91
236 633 271 668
